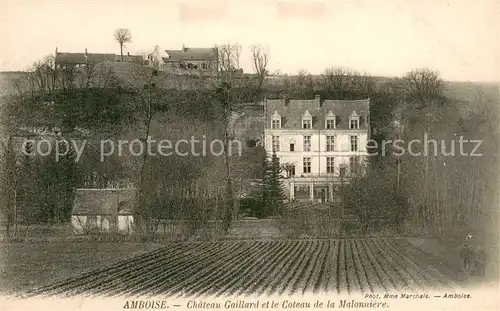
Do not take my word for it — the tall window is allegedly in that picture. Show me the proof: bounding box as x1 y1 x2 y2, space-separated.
349 111 360 129
350 135 358 152
303 136 311 152
325 112 336 129
302 111 312 129
327 157 335 174
350 156 360 174
272 136 280 152
326 135 335 152
349 118 359 129
303 157 311 174
289 143 295 152
287 165 295 177
271 111 281 129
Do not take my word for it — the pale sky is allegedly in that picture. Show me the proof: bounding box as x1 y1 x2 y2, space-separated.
1 0 499 82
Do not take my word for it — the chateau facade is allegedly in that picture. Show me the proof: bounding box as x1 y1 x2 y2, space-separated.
264 95 370 202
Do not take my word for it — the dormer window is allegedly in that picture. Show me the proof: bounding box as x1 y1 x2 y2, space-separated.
271 111 281 129
325 111 336 129
302 110 312 129
349 111 360 130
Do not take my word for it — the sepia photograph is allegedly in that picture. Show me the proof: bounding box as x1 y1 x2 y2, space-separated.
0 1 499 310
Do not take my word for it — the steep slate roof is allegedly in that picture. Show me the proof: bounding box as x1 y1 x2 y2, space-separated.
164 47 218 61
72 188 136 215
265 97 370 130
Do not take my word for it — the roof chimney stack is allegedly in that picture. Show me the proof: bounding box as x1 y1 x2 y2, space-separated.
315 94 321 109
282 93 288 106
85 48 88 56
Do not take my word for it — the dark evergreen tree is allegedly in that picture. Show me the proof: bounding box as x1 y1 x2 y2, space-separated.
262 152 286 217
56 139 78 221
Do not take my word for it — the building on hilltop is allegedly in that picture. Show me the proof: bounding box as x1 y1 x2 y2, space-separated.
263 95 370 202
146 44 218 76
55 44 225 77
54 48 143 68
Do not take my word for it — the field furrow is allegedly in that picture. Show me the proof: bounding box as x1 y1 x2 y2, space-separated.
262 241 307 296
254 241 302 296
337 240 348 294
372 239 418 292
323 240 338 292
392 239 462 289
365 239 405 290
93 242 215 297
243 241 296 296
277 240 315 295
211 241 287 297
28 243 187 297
103 242 232 297
139 242 247 297
25 238 464 298
290 240 321 294
360 239 394 291
345 239 363 293
351 239 372 293
181 241 266 297
379 239 438 290
305 239 328 294
354 240 382 291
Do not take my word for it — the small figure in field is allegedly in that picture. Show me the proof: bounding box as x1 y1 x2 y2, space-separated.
459 233 485 276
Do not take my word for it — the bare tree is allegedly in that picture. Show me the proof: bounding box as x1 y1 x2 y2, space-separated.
212 42 253 233
319 67 374 99
28 55 59 93
250 45 270 94
125 62 170 234
393 68 444 110
217 43 241 79
291 69 315 99
114 28 132 62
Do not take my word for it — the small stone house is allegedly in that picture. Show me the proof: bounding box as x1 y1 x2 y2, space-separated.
71 188 135 234
162 45 219 76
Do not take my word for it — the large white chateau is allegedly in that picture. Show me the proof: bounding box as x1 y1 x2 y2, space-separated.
264 95 370 202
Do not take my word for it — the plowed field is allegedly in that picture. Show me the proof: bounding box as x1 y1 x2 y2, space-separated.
25 238 463 298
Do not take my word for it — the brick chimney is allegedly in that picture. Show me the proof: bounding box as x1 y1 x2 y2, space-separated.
315 94 321 109
282 93 288 106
